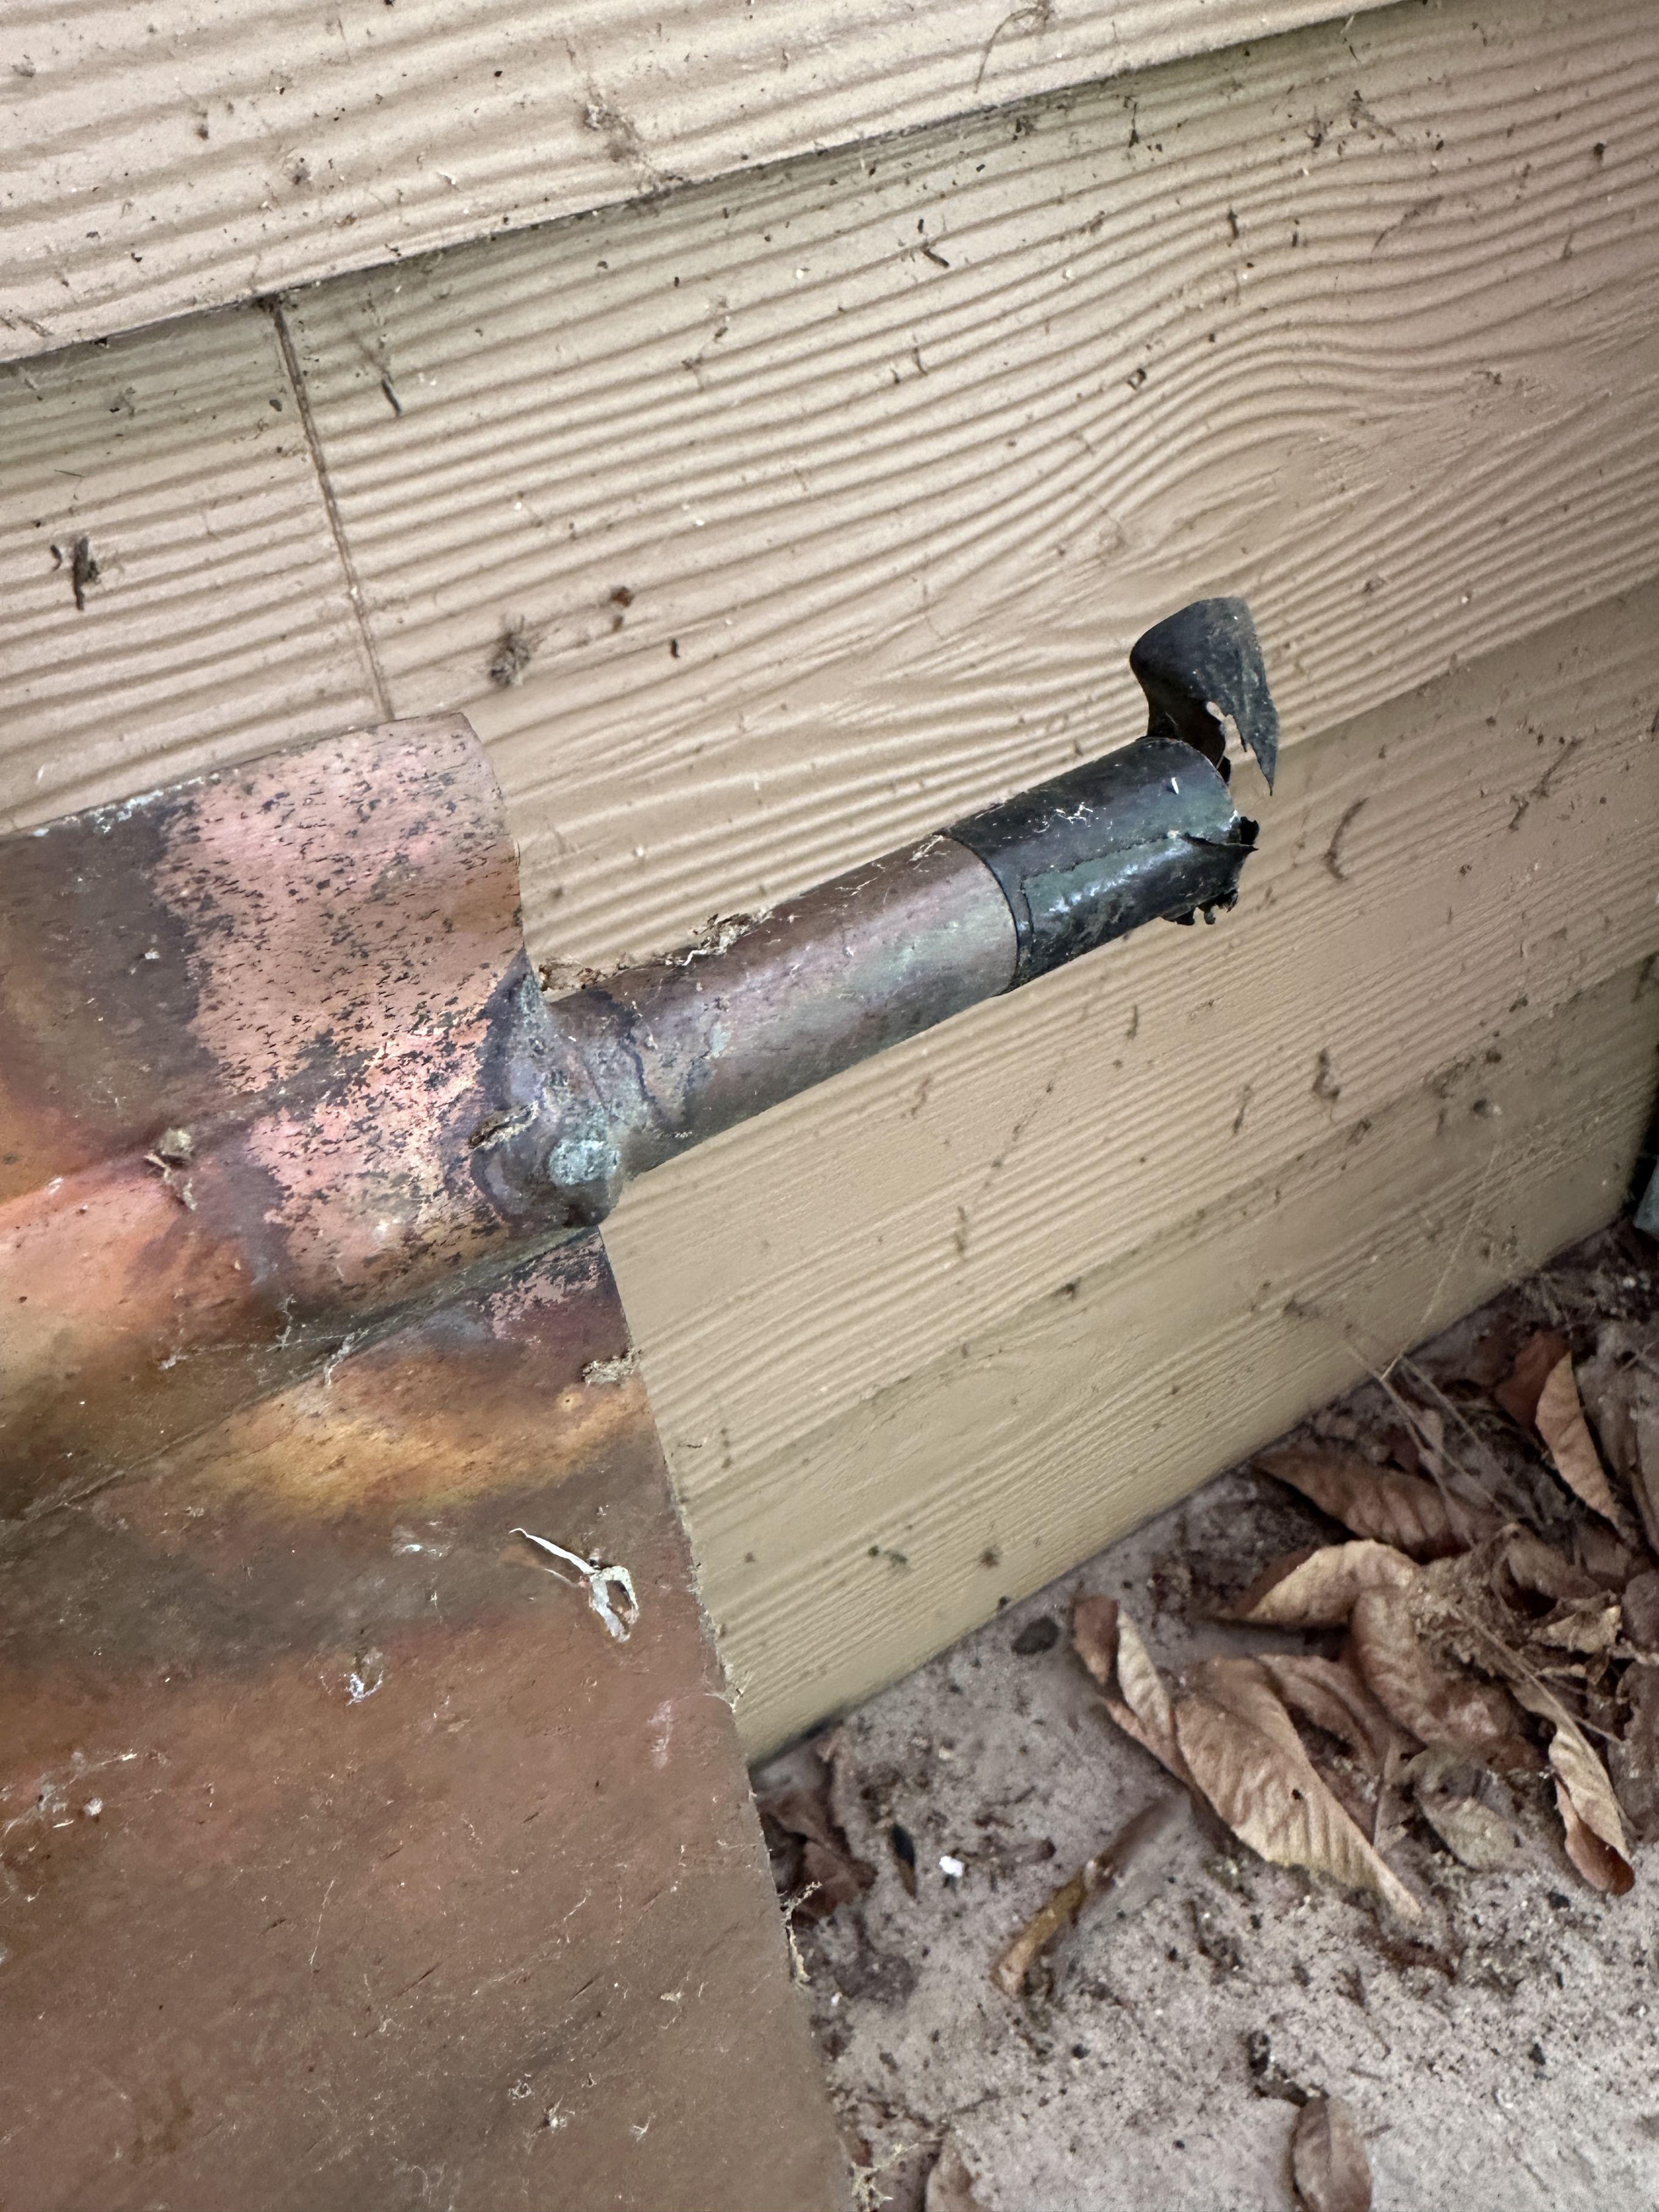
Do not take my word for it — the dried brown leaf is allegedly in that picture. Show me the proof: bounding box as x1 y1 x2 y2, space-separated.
1610 1666 1659 1844
1316 1757 1382 1845
758 1783 839 1855
1291 2093 1373 2212
756 1759 875 1923
799 1838 876 1915
1072 1595 1188 1782
1575 1523 1644 1591
1535 1354 1624 1524
1623 1570 1659 1652
1348 1588 1524 1756
1173 1682 1421 1922
1498 1529 1602 1606
1371 1736 1413 1860
1532 1597 1621 1655
1256 1654 1401 1776
1380 1422 1428 1478
1404 1403 1446 1477
1577 1326 1642 1471
1405 1748 1521 1871
1555 1778 1636 1896
925 2137 988 2212
1194 1655 1316 1759
1576 1321 1659 1556
1444 1322 1520 1392
992 1794 1190 1996
1228 1542 1418 1629
1494 1328 1570 1429
1259 1446 1497 1560
1631 1399 1659 1562
1507 1673 1635 1895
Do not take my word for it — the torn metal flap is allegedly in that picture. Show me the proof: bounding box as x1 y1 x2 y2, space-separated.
1129 595 1280 789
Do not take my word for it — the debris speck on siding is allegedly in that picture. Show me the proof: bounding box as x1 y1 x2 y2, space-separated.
669 912 770 967
49 533 101 610
488 618 538 687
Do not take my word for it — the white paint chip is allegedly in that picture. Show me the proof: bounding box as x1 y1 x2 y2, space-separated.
345 1649 385 1703
513 1527 640 1643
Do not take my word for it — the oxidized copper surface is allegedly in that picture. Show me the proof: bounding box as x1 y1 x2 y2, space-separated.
0 717 586 1514
549 833 1016 1184
0 722 848 2211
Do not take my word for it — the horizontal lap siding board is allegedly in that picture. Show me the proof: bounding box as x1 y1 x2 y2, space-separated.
606 581 1659 1487
0 0 1400 359
711 953 1659 1751
628 589 1659 1751
278 0 1659 971
0 308 380 828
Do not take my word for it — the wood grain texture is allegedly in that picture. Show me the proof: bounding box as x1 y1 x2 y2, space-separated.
709 956 1659 1751
605 581 1659 1487
0 305 380 830
280 0 1659 978
0 0 1398 359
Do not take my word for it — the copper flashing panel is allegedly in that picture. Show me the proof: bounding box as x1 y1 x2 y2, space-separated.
1 719 581 1514
1 1236 846 2209
0 720 849 2210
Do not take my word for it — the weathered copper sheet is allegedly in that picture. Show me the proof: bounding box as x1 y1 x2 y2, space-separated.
0 717 581 1514
1 1238 847 2208
0 720 848 2210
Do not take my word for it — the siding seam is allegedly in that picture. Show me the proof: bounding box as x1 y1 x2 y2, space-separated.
268 297 393 724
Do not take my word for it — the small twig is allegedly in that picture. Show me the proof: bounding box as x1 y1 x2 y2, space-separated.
1362 1356 1508 1517
1396 1357 1513 1488
993 1793 1188 1994
1364 1360 1502 1526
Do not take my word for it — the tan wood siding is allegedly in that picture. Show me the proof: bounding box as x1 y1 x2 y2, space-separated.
2 0 1398 358
706 954 1659 1749
0 308 380 826
274 0 1659 971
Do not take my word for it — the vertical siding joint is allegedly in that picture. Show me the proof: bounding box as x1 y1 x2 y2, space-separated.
268 296 394 722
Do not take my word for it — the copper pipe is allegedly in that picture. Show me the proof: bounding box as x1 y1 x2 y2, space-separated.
548 835 1015 1187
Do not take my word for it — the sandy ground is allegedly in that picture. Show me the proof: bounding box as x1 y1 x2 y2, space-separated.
756 1246 1659 2211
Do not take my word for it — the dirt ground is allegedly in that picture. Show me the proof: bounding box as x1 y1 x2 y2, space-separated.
755 1225 1659 2211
